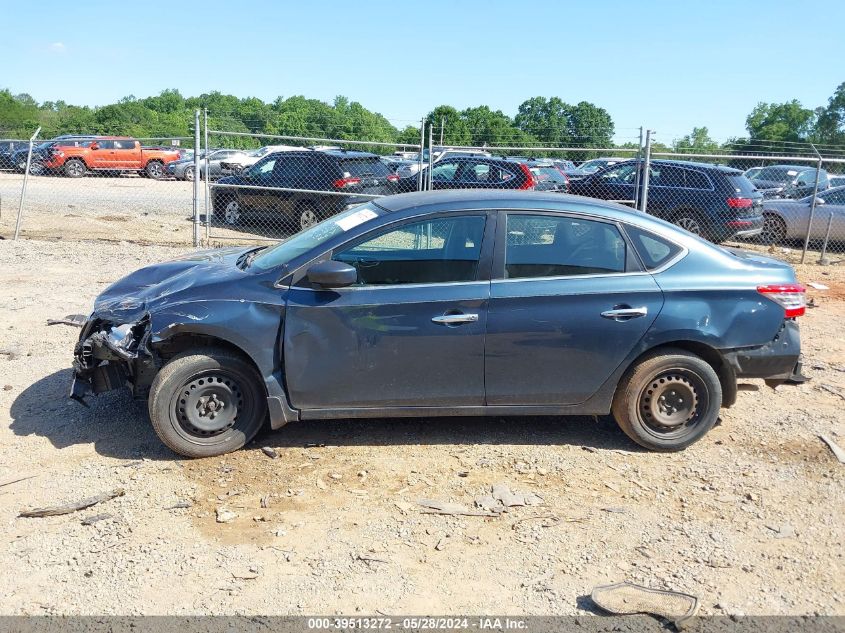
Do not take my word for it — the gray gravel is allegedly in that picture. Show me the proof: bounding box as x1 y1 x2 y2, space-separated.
0 238 843 616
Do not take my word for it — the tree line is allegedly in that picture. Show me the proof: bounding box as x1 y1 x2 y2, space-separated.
1 83 843 157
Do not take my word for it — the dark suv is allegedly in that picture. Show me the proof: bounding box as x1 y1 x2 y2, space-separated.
212 149 399 231
749 165 829 199
397 156 536 193
570 159 764 242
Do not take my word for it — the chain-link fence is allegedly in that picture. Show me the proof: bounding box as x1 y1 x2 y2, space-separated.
3 118 845 263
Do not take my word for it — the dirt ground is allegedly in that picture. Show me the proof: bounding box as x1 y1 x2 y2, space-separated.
0 236 844 617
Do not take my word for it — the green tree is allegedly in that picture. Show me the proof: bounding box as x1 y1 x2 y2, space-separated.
745 100 814 143
673 126 720 153
813 82 845 144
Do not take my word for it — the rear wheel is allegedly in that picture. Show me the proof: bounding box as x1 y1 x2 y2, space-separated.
146 161 165 179
64 159 86 178
149 348 267 458
611 348 722 452
223 198 241 225
761 213 787 245
183 165 195 181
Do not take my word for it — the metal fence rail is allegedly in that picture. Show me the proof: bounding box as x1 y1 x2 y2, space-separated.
3 118 845 264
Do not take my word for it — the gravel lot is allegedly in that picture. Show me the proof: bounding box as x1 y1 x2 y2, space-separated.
0 237 843 616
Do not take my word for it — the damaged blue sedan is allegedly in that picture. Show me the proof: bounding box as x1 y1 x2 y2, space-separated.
71 190 807 457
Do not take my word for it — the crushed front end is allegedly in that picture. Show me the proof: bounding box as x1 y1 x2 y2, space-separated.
70 314 158 404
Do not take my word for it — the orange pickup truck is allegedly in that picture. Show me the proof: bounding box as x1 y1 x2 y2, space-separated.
41 137 181 179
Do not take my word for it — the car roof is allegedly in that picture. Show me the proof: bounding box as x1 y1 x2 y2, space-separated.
373 189 637 216
614 158 743 175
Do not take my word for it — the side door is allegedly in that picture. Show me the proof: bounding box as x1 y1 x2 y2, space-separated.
88 140 113 169
643 164 689 218
813 188 845 239
284 212 495 411
429 159 460 190
109 139 140 170
239 154 283 211
580 163 639 204
485 211 664 405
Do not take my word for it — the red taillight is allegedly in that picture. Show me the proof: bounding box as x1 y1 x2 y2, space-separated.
557 167 570 190
757 284 806 318
333 177 361 189
727 197 753 208
517 163 536 190
386 174 399 182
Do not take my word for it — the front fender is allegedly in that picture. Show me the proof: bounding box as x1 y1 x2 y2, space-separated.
149 300 287 402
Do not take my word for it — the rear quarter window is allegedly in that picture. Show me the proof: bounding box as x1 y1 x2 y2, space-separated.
725 174 757 194
625 225 682 271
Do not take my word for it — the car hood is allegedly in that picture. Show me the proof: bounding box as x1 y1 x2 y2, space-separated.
93 246 256 322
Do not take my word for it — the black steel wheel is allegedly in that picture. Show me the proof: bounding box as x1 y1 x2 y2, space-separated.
149 348 267 457
612 348 722 451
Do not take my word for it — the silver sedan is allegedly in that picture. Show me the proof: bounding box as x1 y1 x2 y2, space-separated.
762 186 845 243
169 149 252 181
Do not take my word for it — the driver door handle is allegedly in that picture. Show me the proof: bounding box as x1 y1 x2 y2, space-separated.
432 313 479 325
601 306 648 320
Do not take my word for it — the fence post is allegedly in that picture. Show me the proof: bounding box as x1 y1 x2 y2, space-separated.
800 148 823 264
192 109 201 247
13 126 41 241
632 126 644 209
427 125 434 190
203 108 210 242
418 118 425 192
639 129 653 212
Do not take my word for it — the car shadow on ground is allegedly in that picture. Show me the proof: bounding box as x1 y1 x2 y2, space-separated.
11 369 643 461
9 368 173 461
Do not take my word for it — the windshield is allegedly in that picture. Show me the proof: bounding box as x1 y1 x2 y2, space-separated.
251 204 386 271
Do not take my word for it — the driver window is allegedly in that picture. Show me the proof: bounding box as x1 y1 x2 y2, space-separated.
600 164 637 184
333 215 486 285
431 161 458 181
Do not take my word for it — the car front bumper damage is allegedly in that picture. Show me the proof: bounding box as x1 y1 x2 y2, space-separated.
69 314 157 404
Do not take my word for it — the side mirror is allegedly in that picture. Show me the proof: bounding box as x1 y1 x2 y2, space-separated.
306 260 357 288
814 197 826 206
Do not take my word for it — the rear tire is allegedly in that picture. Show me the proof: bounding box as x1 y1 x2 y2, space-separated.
146 161 165 179
64 159 86 178
148 348 267 458
611 348 722 452
183 166 195 181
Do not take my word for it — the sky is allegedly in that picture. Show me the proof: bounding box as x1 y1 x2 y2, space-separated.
2 0 843 144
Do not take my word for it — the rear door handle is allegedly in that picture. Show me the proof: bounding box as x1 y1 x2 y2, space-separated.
432 313 479 325
601 306 648 320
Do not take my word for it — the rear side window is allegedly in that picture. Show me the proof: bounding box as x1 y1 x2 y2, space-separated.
112 139 137 149
504 215 626 279
339 158 391 178
725 174 757 194
625 225 682 271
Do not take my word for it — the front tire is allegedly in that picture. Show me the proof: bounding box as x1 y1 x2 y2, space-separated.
183 165 195 181
611 348 722 452
298 202 320 230
761 213 787 245
149 348 267 458
64 159 86 178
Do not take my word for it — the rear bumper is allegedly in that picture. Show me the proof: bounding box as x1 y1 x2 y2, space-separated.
723 319 802 384
725 215 764 238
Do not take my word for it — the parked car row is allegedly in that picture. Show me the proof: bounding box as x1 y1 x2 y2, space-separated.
6 135 840 247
